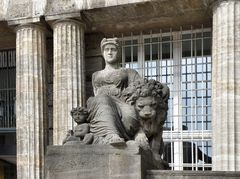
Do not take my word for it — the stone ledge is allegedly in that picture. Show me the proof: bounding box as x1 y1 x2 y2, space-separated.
46 143 142 155
147 170 240 179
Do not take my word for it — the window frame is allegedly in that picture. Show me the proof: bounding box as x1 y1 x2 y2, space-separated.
119 27 212 171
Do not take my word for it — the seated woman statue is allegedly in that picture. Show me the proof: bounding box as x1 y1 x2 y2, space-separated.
87 38 143 145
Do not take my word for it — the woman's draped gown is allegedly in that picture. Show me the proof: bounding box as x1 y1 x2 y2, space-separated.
87 68 142 143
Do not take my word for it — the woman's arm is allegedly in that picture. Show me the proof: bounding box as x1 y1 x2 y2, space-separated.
92 72 98 96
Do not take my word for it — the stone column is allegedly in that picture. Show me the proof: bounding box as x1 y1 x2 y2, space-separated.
53 19 86 145
16 24 47 179
212 0 240 171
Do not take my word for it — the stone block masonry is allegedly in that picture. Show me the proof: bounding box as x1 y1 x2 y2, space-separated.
45 144 159 179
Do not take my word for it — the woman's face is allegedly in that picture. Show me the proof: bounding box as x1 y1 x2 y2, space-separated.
103 44 118 64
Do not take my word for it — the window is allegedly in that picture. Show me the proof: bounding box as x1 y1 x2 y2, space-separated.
119 27 212 170
0 50 16 129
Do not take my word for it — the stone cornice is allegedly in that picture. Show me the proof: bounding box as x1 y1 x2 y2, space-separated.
7 17 42 26
45 12 81 22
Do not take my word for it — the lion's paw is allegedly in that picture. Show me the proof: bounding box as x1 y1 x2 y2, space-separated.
135 133 150 149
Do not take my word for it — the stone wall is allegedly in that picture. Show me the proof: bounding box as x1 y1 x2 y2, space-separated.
0 22 15 49
85 33 105 98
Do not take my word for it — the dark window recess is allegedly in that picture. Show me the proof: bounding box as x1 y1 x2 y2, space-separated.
0 49 16 129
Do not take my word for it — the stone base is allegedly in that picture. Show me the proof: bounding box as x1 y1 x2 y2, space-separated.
45 143 164 179
147 170 240 179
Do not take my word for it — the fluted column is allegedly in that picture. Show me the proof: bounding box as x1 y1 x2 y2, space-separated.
212 0 240 171
16 24 47 179
53 19 86 145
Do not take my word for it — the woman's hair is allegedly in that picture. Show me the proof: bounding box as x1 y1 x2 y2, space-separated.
100 38 121 53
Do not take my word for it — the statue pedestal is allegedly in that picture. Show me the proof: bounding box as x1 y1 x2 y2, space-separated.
45 143 163 179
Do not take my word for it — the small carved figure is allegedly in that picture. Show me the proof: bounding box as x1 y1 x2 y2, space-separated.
62 107 93 145
71 107 93 144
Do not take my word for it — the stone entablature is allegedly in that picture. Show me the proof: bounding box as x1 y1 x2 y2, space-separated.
2 0 215 34
1 0 153 21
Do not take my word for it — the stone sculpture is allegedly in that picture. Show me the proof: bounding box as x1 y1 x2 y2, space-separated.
121 79 169 160
63 107 93 145
63 37 170 164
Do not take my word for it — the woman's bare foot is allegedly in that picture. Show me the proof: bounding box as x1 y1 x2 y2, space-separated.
104 134 125 146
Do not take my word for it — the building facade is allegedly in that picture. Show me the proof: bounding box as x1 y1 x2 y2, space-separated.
0 0 239 178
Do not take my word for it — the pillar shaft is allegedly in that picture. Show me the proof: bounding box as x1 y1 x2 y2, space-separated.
16 24 47 179
53 19 86 145
212 0 240 171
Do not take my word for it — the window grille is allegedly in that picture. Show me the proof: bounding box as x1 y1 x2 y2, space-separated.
0 49 16 129
118 26 212 171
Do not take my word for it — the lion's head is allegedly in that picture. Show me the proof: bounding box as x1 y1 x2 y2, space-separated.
121 79 169 137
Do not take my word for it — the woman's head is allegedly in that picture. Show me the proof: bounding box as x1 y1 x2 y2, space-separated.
101 38 120 64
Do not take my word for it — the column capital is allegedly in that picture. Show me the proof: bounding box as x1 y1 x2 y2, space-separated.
212 0 239 11
15 23 47 32
51 18 86 30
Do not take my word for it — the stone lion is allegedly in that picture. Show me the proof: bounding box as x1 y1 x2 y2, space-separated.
121 79 169 160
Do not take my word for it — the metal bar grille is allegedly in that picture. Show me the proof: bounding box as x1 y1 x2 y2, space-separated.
117 26 212 171
0 49 16 129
